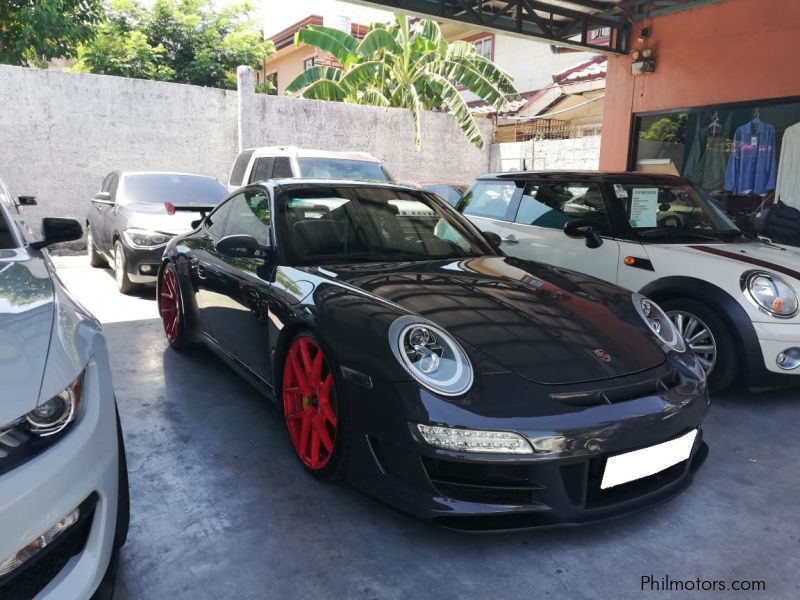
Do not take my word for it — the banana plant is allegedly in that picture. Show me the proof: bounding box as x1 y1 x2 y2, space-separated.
285 14 518 149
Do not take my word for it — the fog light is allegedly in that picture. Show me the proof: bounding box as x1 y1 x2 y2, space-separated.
417 424 534 454
140 264 153 274
0 507 80 577
776 347 800 370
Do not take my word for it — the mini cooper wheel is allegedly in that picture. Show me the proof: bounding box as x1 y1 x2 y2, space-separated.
662 298 738 392
113 240 136 294
281 334 349 479
86 225 105 268
158 263 189 350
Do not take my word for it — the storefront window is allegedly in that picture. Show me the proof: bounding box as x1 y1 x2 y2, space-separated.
632 99 800 216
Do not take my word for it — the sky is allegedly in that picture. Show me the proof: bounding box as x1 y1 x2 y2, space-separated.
262 0 393 37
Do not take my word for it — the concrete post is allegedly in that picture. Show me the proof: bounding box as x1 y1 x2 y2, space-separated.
237 65 256 152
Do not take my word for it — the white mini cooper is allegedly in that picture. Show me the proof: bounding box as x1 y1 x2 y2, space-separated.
459 172 800 392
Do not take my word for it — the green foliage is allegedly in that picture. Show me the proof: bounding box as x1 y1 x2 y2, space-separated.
640 113 688 143
0 0 105 66
286 13 518 149
73 0 274 89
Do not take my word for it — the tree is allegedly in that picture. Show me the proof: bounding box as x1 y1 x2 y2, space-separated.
73 0 273 90
640 113 688 143
0 0 104 66
285 14 518 149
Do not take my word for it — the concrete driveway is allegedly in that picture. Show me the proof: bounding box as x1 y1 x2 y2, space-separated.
52 255 800 599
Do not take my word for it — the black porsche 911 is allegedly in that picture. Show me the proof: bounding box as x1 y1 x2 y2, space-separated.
158 179 709 530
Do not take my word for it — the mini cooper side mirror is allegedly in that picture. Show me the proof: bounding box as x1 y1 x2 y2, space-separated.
215 234 271 259
481 230 503 250
30 217 83 249
564 219 604 249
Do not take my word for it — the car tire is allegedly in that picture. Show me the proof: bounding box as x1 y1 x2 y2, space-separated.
87 226 105 268
661 297 739 393
279 331 351 480
113 240 136 294
158 262 191 351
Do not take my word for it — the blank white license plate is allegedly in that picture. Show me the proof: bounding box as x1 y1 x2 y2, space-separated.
601 430 697 490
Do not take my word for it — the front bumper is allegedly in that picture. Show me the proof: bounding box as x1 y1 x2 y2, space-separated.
118 238 165 284
752 322 800 378
0 358 120 598
344 361 709 530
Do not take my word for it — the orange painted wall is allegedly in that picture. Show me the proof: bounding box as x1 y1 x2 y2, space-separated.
600 0 800 170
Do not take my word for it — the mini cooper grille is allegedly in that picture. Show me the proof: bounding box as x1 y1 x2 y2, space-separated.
422 457 545 506
0 495 96 600
550 370 681 407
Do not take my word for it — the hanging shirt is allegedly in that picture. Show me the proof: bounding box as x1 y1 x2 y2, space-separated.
725 120 777 195
776 123 800 209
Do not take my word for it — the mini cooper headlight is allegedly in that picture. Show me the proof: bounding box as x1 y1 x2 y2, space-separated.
389 316 473 396
743 271 799 318
632 293 686 353
123 228 173 248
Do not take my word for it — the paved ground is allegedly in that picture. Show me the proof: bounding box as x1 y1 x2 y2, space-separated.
53 256 800 599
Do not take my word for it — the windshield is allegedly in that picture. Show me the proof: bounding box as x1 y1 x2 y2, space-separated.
122 174 228 205
278 186 495 265
424 185 465 207
296 158 389 181
614 181 740 240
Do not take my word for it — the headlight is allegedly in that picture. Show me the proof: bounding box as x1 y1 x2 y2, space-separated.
0 372 83 475
632 293 686 352
389 316 473 396
743 271 799 318
123 228 173 248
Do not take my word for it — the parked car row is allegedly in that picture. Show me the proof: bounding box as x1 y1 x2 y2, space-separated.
3 143 799 595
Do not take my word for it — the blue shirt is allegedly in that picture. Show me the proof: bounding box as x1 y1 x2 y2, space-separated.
725 120 777 195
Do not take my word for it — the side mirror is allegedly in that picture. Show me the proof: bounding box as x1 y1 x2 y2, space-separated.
481 230 503 250
564 219 604 249
191 217 204 230
17 195 37 206
92 191 113 204
30 217 83 249
214 234 270 259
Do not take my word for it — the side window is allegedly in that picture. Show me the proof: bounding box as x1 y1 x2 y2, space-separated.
100 174 111 193
250 157 274 183
229 149 255 187
514 182 610 233
272 157 293 179
460 181 517 221
0 180 12 210
220 189 271 244
107 173 120 202
205 195 238 238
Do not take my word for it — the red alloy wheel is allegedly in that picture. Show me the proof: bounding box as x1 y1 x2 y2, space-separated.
159 266 181 343
282 336 338 471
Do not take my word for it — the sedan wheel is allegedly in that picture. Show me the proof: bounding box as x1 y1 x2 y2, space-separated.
668 310 717 374
113 240 135 294
87 226 105 268
282 335 344 476
158 264 188 349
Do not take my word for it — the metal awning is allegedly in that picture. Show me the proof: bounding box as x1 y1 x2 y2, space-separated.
346 1 724 55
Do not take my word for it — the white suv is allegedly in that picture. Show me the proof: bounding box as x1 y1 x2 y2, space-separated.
228 146 390 190
460 172 800 392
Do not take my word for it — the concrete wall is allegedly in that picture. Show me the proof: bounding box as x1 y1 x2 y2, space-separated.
490 136 601 172
247 92 494 183
0 64 239 224
0 64 493 234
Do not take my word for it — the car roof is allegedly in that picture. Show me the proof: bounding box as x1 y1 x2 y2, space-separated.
476 171 689 185
258 178 422 193
119 171 219 180
245 146 381 163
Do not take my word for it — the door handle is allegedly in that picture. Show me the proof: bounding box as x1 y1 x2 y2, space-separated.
196 264 207 280
501 235 519 245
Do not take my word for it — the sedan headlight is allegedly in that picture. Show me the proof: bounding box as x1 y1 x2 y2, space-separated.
632 293 686 353
123 228 173 248
389 316 473 396
743 271 799 318
0 372 83 475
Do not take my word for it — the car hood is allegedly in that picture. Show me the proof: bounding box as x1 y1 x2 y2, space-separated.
306 256 665 385
0 251 55 425
124 203 213 234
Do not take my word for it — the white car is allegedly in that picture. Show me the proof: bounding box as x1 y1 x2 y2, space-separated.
0 187 129 598
227 146 391 190
461 172 800 392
